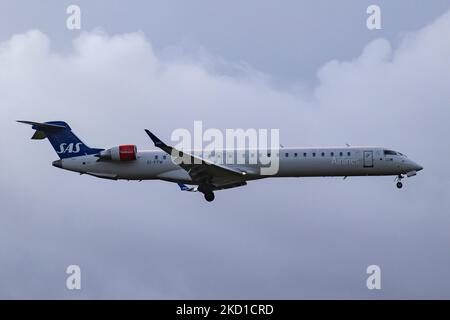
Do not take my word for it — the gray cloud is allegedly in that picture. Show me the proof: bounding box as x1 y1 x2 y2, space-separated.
1 8 450 299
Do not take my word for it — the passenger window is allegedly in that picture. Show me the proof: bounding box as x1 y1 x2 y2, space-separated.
285 153 289 157
339 152 343 157
163 155 167 160
330 152 334 156
303 153 307 157
321 152 325 157
312 152 316 157
155 155 158 160
347 152 351 156
294 153 298 157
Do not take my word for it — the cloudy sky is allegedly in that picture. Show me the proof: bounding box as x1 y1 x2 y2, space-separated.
1 0 450 299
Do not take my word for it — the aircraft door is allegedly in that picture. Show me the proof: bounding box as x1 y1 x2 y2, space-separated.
363 151 374 168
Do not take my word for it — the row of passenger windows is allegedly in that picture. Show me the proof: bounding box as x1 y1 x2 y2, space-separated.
273 151 352 158
152 152 352 159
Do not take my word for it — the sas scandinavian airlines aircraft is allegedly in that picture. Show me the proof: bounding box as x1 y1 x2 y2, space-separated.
18 121 423 202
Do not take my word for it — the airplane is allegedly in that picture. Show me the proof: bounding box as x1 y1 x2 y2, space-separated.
18 120 423 202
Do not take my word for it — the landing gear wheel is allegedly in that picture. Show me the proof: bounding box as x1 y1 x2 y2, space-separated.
204 192 215 202
396 181 403 189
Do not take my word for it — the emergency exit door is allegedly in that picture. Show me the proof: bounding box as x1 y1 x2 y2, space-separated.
363 151 373 168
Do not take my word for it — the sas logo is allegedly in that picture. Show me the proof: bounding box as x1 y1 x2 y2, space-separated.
57 143 83 154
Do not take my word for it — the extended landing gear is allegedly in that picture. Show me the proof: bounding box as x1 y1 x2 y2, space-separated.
198 183 215 202
204 192 215 202
396 175 403 189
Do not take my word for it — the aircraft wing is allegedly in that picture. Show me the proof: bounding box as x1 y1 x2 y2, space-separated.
145 129 247 186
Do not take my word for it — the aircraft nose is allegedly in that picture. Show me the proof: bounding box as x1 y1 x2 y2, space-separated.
411 161 423 172
52 160 62 168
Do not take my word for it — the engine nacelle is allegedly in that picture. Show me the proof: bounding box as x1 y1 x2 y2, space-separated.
98 145 137 161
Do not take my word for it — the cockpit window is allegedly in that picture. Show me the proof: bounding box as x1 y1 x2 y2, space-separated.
384 150 402 156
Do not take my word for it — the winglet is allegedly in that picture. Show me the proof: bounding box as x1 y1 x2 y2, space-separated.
177 183 197 192
144 129 167 148
178 183 189 191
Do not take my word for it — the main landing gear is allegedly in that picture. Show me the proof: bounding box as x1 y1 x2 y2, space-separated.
204 192 215 202
198 184 215 202
396 175 403 189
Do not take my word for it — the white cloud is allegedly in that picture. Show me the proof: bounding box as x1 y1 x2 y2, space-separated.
1 11 450 298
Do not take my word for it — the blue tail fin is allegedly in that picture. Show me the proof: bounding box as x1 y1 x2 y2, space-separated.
18 120 103 159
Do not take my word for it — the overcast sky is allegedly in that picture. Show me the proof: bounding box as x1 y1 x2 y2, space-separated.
1 1 450 299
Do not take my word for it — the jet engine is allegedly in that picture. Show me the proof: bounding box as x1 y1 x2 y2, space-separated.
97 145 137 161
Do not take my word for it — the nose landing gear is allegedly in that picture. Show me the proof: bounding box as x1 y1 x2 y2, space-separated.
396 175 403 189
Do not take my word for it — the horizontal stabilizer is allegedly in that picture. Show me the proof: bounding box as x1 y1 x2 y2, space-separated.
17 120 66 130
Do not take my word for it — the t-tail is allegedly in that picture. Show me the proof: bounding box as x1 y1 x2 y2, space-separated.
17 120 104 159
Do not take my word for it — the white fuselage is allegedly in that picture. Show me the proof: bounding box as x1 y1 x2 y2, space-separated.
55 146 423 184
